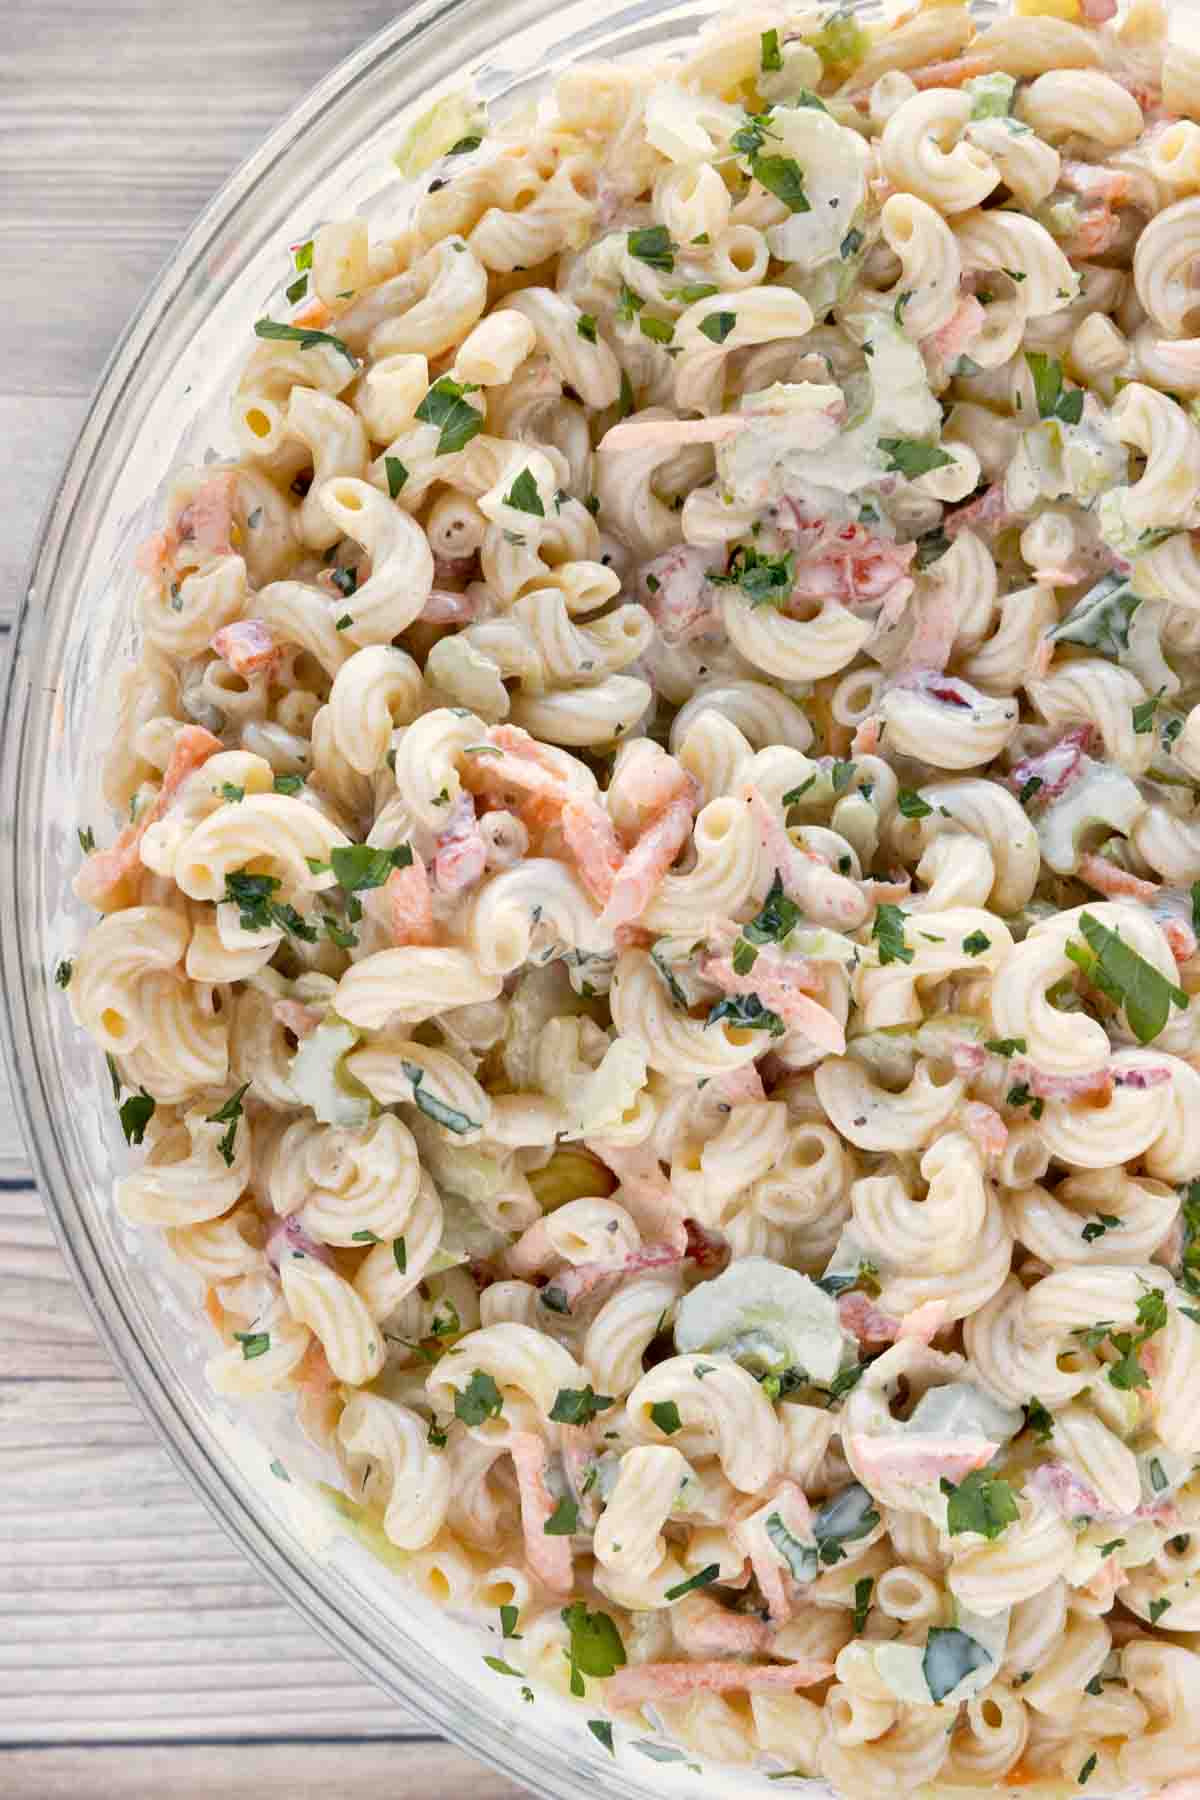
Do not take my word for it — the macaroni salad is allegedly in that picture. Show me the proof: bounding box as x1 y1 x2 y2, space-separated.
61 0 1200 1788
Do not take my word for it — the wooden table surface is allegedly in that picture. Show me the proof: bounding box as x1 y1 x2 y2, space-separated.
1 6 526 1794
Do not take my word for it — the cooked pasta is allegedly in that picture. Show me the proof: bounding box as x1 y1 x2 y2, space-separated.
62 0 1200 1787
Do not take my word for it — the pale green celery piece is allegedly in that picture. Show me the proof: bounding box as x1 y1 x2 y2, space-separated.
289 1019 371 1127
906 1380 1024 1445
393 93 485 178
717 311 942 508
426 1189 510 1273
965 71 1016 118
673 1256 849 1384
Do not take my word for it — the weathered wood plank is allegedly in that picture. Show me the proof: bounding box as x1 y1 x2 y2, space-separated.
2 1740 528 1798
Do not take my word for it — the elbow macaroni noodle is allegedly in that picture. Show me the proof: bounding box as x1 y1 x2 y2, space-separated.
61 0 1200 1786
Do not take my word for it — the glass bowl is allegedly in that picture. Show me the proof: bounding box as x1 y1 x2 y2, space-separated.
0 0 832 1793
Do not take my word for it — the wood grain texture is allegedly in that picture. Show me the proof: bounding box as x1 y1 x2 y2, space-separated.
0 3 528 1793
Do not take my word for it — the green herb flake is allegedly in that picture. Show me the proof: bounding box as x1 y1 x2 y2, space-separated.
544 1495 579 1536
664 1563 721 1602
205 1082 250 1168
393 1237 407 1274
639 313 674 346
118 1088 156 1147
878 437 954 479
504 468 545 517
708 542 795 608
402 1059 480 1136
576 313 598 344
750 153 810 214
985 1037 1026 1056
1064 911 1188 1044
415 376 484 456
286 273 308 305
649 1400 682 1436
627 226 676 272
761 26 783 71
483 1656 523 1678
897 789 932 818
385 456 409 499
1082 1212 1121 1244
872 903 913 967
1025 1397 1054 1442
851 1576 873 1635
588 1719 615 1755
549 1385 614 1426
454 1369 503 1426
962 930 991 957
254 317 355 364
54 959 73 989
1149 1597 1172 1624
1026 350 1084 425
78 827 96 854
1133 687 1165 734
840 227 864 260
706 993 786 1037
699 311 736 345
940 1469 1019 1540
561 1601 626 1694
233 1330 271 1360
1078 1752 1098 1785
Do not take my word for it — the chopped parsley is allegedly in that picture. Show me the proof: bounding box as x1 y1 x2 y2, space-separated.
1026 351 1084 426
1025 1397 1054 1442
878 438 954 479
851 1576 873 1635
708 543 795 608
840 226 864 260
760 26 783 70
504 469 545 517
1082 1212 1121 1244
454 1370 503 1426
549 1385 614 1426
749 153 810 214
626 226 676 272
897 789 932 819
664 1564 721 1602
940 1469 1019 1540
706 993 786 1037
588 1720 615 1756
872 903 912 966
233 1330 271 1360
205 1082 251 1167
639 313 674 346
223 872 318 942
1132 687 1165 734
385 456 409 499
544 1496 578 1536
1064 911 1187 1044
576 314 598 343
649 1400 682 1435
253 317 355 363
699 311 736 345
415 376 484 455
962 930 991 957
561 1601 626 1696
54 960 73 989
401 1060 480 1136
118 1088 156 1147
